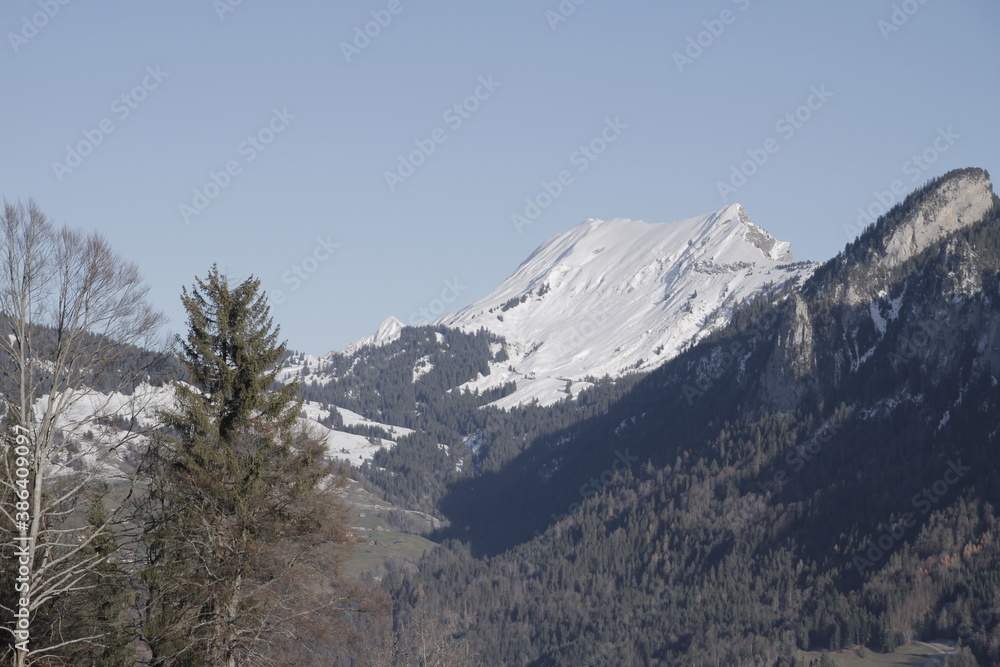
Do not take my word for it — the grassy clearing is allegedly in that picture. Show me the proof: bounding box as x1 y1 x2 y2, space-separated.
342 480 438 579
798 640 956 666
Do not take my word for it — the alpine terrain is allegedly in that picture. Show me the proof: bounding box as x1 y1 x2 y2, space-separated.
2 168 999 666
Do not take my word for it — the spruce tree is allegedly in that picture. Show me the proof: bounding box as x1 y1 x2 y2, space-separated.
144 266 363 666
168 264 300 447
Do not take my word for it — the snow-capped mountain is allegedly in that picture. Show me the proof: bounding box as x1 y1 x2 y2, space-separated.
295 203 815 409
441 204 816 406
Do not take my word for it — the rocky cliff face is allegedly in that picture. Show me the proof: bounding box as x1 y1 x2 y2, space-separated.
737 205 794 262
759 294 817 411
881 169 994 271
841 168 997 307
757 168 998 413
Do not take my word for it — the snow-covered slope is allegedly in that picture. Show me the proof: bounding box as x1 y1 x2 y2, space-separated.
298 400 412 465
35 382 413 473
443 204 816 407
29 382 179 477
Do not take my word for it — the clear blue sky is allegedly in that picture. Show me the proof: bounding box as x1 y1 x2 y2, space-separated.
2 0 998 353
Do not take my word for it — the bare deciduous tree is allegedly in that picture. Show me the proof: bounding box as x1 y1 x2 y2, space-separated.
0 200 164 666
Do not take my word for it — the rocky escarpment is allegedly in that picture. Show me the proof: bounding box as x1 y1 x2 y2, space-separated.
881 169 994 271
758 293 817 411
758 168 999 412
838 168 997 307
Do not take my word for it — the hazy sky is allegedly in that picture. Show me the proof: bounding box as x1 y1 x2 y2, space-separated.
2 1 998 353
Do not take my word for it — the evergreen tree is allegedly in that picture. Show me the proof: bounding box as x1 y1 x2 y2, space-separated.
65 497 136 667
167 264 299 445
144 266 365 666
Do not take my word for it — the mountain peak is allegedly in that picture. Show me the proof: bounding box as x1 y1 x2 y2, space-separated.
338 315 404 356
731 204 794 262
445 206 815 407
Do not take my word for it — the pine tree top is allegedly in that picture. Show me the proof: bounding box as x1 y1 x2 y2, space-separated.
171 264 300 444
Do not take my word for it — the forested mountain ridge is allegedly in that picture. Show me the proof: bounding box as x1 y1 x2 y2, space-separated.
379 168 1000 665
284 325 515 513
273 206 820 517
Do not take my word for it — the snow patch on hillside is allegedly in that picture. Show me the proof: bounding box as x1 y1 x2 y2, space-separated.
298 400 414 464
412 355 434 382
